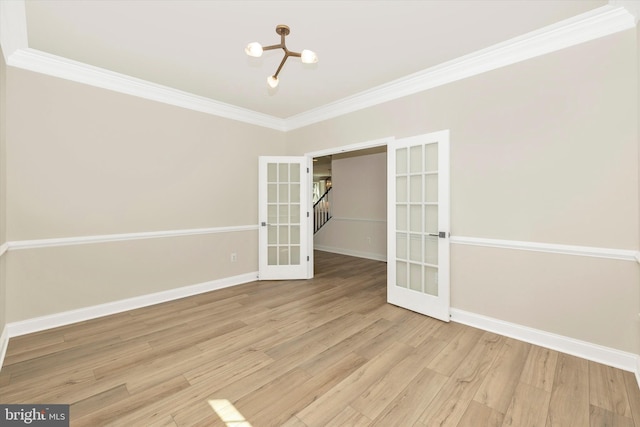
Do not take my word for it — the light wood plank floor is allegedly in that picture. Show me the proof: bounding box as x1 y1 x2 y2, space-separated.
1 251 639 426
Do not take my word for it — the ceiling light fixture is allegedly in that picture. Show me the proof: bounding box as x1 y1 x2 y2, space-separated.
245 25 318 88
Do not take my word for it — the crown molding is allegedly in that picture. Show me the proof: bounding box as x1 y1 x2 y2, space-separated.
0 0 27 62
610 0 640 23
0 2 636 132
7 48 287 131
284 4 636 130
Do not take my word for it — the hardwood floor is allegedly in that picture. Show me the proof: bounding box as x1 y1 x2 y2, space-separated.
1 251 638 426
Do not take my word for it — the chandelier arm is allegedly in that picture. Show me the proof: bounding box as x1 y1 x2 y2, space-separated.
262 43 284 52
272 53 290 78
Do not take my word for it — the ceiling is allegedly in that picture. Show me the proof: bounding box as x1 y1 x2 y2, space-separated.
23 1 609 119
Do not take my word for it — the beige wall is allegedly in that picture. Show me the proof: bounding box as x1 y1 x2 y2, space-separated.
637 25 639 350
288 30 640 354
314 151 387 259
289 31 638 250
451 245 640 353
6 231 257 321
0 46 7 332
4 67 285 322
7 69 285 240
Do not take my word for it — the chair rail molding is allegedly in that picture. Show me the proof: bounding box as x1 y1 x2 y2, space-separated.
450 235 639 262
331 217 386 224
5 225 259 251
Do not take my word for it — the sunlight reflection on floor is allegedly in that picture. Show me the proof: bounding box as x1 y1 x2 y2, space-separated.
208 399 253 427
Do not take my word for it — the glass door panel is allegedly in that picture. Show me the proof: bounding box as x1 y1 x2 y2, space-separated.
396 261 408 287
425 266 438 296
259 157 309 280
387 131 450 322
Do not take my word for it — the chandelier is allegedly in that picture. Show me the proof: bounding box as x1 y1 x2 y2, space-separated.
245 25 318 88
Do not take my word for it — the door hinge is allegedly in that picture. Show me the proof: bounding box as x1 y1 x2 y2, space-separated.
307 256 310 261
307 167 309 173
307 212 310 218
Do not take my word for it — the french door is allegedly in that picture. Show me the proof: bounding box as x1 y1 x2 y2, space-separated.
258 156 310 280
387 131 450 321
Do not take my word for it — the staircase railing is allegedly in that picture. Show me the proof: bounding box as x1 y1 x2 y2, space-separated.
313 187 332 233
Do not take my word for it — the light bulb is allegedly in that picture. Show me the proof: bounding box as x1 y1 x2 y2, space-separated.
301 49 318 64
267 75 279 88
245 42 263 57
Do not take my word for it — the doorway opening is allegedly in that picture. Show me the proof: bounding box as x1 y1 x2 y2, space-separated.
306 138 392 275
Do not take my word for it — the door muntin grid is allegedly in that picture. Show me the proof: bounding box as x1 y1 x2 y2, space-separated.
395 142 439 296
266 162 301 266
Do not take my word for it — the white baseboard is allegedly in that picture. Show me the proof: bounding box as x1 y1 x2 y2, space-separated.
450 308 639 374
313 245 387 262
6 272 258 338
0 325 8 371
636 355 640 389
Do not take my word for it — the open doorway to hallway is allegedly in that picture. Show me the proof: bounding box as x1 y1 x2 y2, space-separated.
312 146 388 267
